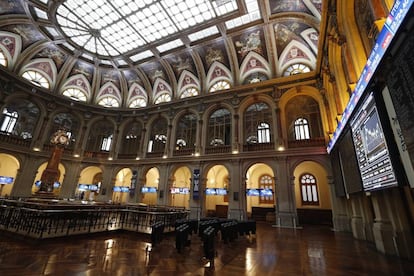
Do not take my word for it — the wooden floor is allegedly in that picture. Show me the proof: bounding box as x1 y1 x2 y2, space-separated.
1 222 414 276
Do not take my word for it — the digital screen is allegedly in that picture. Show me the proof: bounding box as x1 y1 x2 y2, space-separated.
113 186 122 192
170 187 190 194
89 184 99 191
246 189 260 196
350 92 398 191
205 188 217 195
120 187 129 193
141 187 157 193
0 176 14 184
216 188 227 195
78 184 88 191
260 189 273 196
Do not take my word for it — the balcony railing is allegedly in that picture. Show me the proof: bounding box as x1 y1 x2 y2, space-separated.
173 147 195 156
243 142 274 152
205 145 231 154
287 137 326 148
0 132 31 148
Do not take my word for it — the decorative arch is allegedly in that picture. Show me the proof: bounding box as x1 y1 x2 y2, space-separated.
96 82 122 106
206 61 233 90
60 74 91 101
153 78 172 103
127 83 148 107
279 40 316 76
300 28 319 54
19 58 57 89
279 86 329 144
239 51 271 84
0 31 22 70
177 70 200 98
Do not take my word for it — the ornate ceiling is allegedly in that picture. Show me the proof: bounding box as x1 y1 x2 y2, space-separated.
0 0 324 108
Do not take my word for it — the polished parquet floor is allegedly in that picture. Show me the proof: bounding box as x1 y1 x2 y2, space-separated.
1 222 414 276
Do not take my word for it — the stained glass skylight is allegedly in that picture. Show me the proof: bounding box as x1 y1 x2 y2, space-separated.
56 0 239 57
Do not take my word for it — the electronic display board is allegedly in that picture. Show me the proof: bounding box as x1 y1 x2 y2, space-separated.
350 92 398 191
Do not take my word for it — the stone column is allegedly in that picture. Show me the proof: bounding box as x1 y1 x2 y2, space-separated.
327 176 351 231
274 157 298 228
371 191 396 255
10 156 40 198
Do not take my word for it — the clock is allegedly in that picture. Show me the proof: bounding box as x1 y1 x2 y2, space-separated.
51 130 70 146
58 135 68 145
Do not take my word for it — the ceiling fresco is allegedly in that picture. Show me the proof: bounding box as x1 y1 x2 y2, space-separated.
0 0 324 108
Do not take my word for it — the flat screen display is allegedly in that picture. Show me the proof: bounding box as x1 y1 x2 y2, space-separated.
260 189 273 196
246 189 260 196
350 92 398 191
141 186 157 193
78 184 89 191
216 188 227 195
170 187 190 194
0 176 14 184
205 188 217 195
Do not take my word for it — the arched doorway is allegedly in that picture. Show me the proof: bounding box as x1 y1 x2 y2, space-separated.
245 163 275 221
0 153 19 197
76 166 102 201
142 167 159 205
293 161 332 226
113 168 133 204
205 165 229 218
170 166 191 209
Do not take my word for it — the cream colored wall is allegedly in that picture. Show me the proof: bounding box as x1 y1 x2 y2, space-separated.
246 163 275 213
0 154 19 197
112 168 132 204
77 166 101 200
142 167 159 205
170 166 191 208
205 165 229 211
294 161 331 209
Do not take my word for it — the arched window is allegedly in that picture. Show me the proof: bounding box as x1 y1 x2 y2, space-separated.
1 108 18 134
294 118 310 140
0 100 39 139
0 51 6 67
120 121 142 155
180 87 199 98
244 102 272 144
207 108 231 148
62 88 87 102
300 173 319 205
148 117 168 154
259 174 274 204
22 70 50 89
175 113 197 152
154 93 171 104
98 96 119 107
283 63 311 76
85 120 114 152
209 80 230 92
129 98 147 108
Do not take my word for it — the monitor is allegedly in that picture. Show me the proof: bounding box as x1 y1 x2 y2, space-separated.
350 92 398 191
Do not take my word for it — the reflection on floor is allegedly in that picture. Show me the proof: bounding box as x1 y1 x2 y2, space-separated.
1 222 414 276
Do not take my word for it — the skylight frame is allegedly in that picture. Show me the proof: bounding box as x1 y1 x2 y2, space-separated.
54 0 245 58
